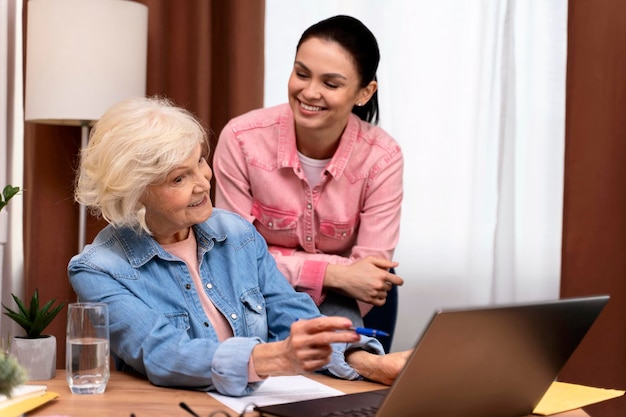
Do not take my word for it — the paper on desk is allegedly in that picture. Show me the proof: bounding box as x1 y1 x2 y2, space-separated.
533 381 625 415
208 375 345 414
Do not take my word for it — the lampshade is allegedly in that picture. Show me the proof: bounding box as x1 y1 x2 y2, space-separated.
24 0 148 126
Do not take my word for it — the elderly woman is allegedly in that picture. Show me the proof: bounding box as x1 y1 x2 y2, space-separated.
67 96 408 397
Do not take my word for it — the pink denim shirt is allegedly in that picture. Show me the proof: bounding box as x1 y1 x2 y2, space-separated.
214 104 403 312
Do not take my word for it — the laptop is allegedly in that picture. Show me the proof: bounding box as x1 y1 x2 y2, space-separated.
255 295 609 417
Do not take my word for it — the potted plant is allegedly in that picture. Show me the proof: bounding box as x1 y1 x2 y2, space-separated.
1 289 65 380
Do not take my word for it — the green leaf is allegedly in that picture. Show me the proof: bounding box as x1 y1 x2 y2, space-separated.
10 293 28 318
0 185 20 212
28 289 40 323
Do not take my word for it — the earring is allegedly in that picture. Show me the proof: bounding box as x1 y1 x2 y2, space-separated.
356 102 363 107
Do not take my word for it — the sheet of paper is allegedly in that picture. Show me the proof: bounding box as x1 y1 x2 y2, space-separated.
533 381 625 415
208 375 345 414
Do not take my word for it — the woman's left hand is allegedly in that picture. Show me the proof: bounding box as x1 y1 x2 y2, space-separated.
345 349 413 385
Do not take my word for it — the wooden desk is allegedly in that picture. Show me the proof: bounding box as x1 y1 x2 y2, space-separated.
27 370 383 417
27 370 591 417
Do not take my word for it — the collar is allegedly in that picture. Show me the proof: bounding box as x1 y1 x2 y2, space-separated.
114 216 228 268
276 105 361 180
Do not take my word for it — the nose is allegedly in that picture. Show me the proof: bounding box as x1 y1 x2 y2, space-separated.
194 164 212 191
302 80 321 101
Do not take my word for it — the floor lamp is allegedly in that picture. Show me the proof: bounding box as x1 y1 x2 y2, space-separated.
24 0 148 253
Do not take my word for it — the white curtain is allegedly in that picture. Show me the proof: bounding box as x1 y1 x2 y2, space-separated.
0 0 25 343
265 0 567 351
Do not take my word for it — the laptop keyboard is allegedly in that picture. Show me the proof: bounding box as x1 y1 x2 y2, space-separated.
321 406 379 417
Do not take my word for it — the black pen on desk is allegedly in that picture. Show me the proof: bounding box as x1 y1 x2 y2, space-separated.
349 327 390 338
180 402 201 417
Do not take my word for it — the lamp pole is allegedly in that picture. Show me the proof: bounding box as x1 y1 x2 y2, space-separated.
77 122 89 253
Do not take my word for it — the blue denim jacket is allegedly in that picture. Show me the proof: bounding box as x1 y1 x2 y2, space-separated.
68 208 383 396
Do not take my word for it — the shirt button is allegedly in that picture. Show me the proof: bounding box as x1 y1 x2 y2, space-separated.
204 322 210 327
342 232 347 237
307 203 312 210
268 221 273 228
185 284 191 290
206 283 213 289
231 313 238 320
257 305 262 310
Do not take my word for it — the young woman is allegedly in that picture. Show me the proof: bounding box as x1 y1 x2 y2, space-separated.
68 96 409 397
214 15 404 338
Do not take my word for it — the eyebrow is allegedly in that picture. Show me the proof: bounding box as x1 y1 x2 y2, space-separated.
294 60 347 80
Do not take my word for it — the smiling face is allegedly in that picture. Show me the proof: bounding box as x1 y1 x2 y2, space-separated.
141 143 213 244
288 37 376 156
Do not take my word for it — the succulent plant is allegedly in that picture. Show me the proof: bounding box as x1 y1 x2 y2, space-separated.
1 289 65 338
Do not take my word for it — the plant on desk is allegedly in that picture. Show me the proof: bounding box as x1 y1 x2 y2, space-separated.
2 289 65 380
0 348 27 397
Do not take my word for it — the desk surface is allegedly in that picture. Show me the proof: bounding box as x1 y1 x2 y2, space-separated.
28 370 383 417
27 370 591 417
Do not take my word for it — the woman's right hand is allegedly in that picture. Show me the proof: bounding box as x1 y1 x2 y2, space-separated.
251 316 360 377
324 257 404 305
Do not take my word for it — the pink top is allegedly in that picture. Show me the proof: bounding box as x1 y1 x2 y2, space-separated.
214 104 403 315
162 229 263 381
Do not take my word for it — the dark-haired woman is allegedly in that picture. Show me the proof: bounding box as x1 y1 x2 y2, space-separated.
214 15 404 335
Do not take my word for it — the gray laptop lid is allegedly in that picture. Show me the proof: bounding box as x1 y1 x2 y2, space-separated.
256 295 609 417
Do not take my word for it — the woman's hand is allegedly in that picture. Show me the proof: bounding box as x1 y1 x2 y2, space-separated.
325 257 404 305
252 316 361 377
345 349 413 385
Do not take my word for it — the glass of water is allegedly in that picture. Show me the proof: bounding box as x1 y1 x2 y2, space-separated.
66 302 110 394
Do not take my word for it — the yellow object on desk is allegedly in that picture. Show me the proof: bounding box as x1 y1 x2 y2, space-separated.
533 381 625 415
1 391 59 417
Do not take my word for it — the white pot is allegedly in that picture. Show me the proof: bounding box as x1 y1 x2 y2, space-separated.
10 335 57 380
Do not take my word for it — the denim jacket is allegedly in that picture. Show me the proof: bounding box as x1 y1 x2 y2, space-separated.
214 104 403 312
68 209 383 397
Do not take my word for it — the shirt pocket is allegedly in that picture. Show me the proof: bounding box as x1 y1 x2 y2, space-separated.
165 311 191 333
240 287 268 337
251 200 299 247
318 218 358 254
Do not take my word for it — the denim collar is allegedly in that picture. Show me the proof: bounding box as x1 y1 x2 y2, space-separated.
113 216 228 268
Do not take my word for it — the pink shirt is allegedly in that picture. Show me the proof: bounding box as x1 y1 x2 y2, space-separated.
214 104 403 314
162 229 263 382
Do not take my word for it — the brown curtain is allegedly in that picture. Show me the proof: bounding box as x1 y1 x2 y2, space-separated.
559 0 626 416
22 0 265 369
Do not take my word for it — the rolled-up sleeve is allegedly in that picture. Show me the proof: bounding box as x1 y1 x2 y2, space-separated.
211 337 265 396
324 337 385 380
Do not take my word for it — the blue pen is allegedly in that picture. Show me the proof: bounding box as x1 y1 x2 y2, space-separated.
349 327 390 338
294 318 389 337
